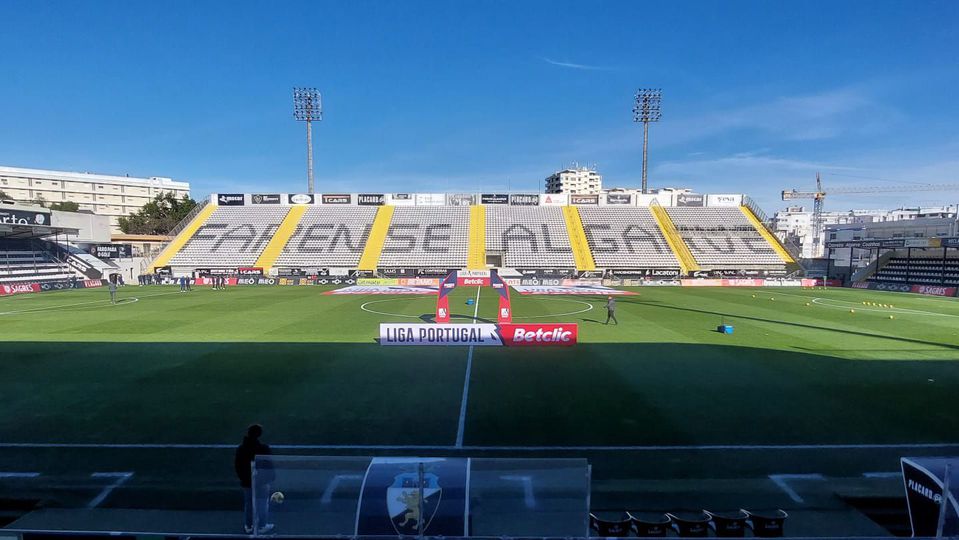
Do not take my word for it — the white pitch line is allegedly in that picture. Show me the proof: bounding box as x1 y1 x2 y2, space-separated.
0 472 41 478
87 472 134 508
768 473 825 503
0 290 182 316
455 287 482 448
3 442 958 451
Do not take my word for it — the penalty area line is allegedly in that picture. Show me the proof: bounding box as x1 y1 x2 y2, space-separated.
455 286 481 448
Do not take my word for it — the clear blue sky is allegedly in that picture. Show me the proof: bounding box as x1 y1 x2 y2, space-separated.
1 0 957 213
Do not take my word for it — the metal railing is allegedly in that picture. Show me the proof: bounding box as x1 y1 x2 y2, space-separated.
140 195 210 271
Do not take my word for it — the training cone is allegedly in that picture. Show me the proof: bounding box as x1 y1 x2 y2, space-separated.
889 315 895 319
850 309 855 314
805 302 810 306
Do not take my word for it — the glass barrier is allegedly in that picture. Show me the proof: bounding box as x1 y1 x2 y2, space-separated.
251 456 590 537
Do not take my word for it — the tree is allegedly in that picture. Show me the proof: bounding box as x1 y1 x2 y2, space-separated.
49 201 81 212
118 192 198 235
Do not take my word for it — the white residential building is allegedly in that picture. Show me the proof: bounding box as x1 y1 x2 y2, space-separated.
0 165 191 233
773 205 959 259
545 166 602 194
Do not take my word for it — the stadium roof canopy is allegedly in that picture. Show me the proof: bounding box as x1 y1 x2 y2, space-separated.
0 222 79 239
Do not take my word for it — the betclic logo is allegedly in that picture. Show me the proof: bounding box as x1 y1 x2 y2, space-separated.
499 324 578 346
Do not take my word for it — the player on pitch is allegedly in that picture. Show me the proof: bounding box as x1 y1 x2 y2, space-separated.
605 295 618 325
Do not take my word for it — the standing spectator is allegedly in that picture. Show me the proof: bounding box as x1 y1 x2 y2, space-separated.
179 276 186 293
108 276 118 305
605 295 618 325
235 424 275 534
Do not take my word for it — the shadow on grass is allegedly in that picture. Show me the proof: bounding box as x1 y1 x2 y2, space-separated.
627 300 959 351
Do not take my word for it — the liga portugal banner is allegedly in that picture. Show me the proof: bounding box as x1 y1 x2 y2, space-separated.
379 323 578 347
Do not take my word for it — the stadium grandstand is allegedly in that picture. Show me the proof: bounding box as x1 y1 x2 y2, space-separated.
145 191 796 279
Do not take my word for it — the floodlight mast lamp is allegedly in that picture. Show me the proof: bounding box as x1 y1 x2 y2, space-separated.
633 89 662 194
293 87 322 194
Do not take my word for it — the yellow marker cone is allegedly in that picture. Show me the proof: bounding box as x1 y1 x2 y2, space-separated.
850 309 856 314
889 315 895 319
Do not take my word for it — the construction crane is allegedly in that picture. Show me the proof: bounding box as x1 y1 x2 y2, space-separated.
782 172 959 253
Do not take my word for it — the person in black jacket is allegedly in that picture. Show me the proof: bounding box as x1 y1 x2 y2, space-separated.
235 424 274 534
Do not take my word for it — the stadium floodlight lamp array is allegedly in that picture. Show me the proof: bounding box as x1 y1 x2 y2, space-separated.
292 87 322 194
632 88 662 194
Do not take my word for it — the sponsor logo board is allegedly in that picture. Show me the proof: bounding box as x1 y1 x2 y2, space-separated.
446 194 475 206
509 194 539 206
480 193 508 205
676 193 705 207
540 193 568 206
0 209 51 226
457 277 490 286
380 323 502 346
570 194 599 205
325 285 438 295
499 323 578 347
911 285 957 297
217 193 245 206
605 193 632 205
251 194 281 204
288 193 315 205
322 194 352 204
358 194 386 206
512 285 637 295
0 283 41 296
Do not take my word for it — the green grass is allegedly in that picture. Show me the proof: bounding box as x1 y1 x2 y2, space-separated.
2 284 958 445
1 284 958 526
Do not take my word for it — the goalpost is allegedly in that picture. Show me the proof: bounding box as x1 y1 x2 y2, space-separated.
435 270 512 324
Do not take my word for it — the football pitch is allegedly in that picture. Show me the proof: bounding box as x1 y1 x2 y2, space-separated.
1 284 958 533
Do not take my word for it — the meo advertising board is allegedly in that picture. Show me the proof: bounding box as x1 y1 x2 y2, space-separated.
379 323 578 346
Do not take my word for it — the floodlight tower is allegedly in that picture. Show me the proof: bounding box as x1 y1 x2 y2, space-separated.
633 89 662 194
293 87 322 194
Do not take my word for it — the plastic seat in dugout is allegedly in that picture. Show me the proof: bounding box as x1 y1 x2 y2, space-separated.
589 512 633 537
742 509 788 537
665 511 710 537
704 509 748 537
627 512 671 537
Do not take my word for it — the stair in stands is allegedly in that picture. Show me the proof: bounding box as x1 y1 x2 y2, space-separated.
357 205 396 271
253 205 308 272
739 205 796 264
650 204 699 274
561 206 596 272
468 205 487 270
147 203 218 272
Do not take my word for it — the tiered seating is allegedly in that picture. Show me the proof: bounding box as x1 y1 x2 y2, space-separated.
274 206 376 268
379 207 469 268
578 207 680 268
170 207 289 268
0 240 74 283
871 256 959 286
486 206 575 268
666 208 783 268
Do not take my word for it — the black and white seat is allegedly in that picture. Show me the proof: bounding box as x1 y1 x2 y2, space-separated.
379 207 469 268
666 207 783 269
170 207 289 268
275 206 376 269
578 207 680 268
486 206 575 269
